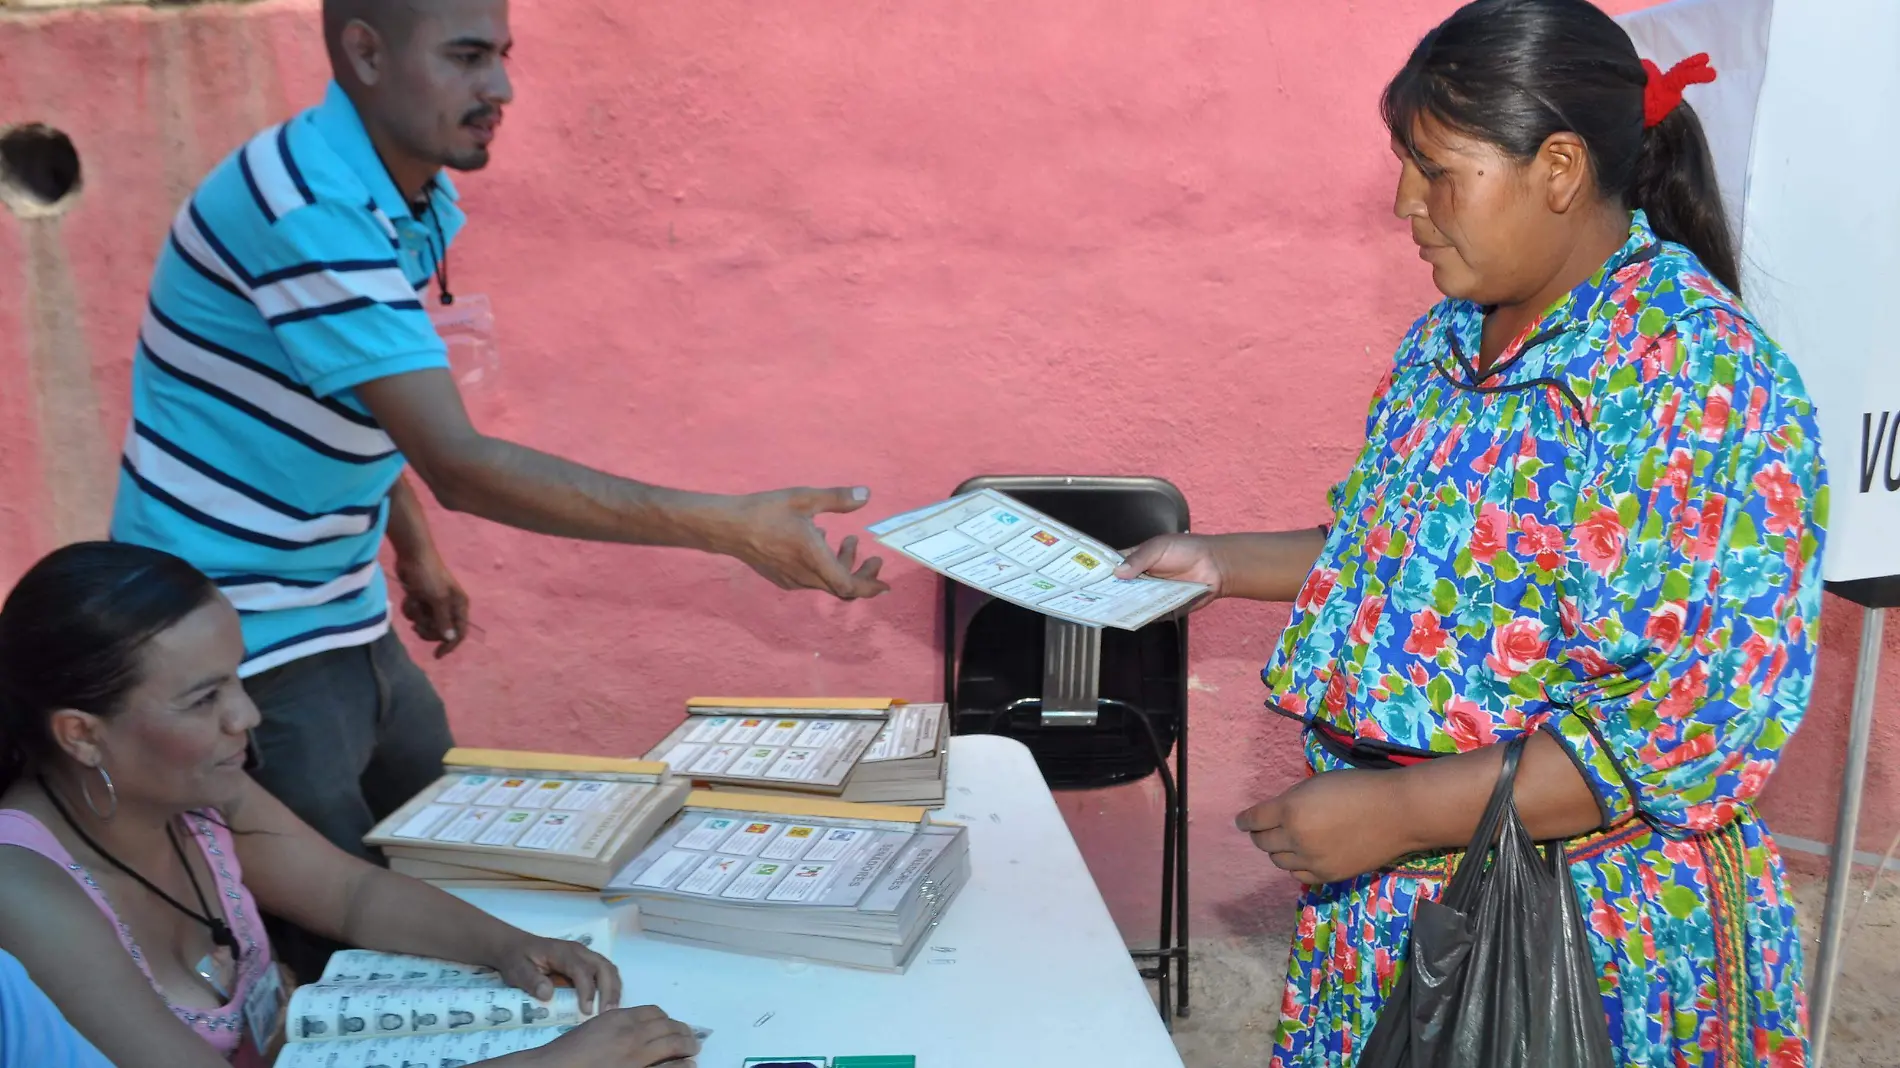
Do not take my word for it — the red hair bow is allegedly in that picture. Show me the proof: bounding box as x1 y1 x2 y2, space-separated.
1643 53 1718 128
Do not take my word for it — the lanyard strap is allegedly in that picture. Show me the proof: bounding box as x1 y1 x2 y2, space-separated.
39 776 237 952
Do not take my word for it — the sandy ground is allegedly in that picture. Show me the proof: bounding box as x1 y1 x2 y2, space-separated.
1166 862 1900 1067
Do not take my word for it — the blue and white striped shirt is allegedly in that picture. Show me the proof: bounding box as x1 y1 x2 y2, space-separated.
110 81 466 677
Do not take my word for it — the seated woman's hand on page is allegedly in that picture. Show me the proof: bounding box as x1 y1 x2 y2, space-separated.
511 1006 702 1068
487 932 621 1014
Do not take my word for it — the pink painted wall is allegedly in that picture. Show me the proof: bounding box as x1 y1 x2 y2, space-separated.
2 0 1893 942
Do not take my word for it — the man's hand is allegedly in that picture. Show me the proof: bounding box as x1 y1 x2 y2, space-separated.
1237 769 1418 885
509 1006 701 1068
722 487 889 600
393 545 471 659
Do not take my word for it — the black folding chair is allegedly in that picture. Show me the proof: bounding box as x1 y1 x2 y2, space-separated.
939 475 1191 1023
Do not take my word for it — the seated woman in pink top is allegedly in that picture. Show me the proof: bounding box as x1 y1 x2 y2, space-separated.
0 543 701 1068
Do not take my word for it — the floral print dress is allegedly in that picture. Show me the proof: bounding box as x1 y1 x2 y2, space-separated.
1262 213 1825 1068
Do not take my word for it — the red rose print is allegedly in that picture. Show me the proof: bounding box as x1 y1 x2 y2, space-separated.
1698 1018 1724 1053
1295 568 1339 613
1468 503 1509 565
1349 596 1386 646
1569 645 1618 679
1409 663 1430 687
1323 670 1350 714
1662 838 1704 870
1656 662 1711 722
1365 525 1393 559
1471 441 1504 475
1404 609 1450 657
1292 562 1337 611
1740 632 1773 685
1638 333 1677 382
1430 423 1466 469
1737 758 1776 801
1700 384 1733 441
1692 495 1726 562
1644 601 1687 650
1514 514 1567 571
1558 594 1581 637
1745 385 1767 432
1444 698 1497 750
1573 506 1627 576
1485 618 1549 679
1588 897 1628 941
1658 391 1682 436
1664 446 1695 493
1753 462 1803 536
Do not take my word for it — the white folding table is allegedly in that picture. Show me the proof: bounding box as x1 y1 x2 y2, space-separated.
448 735 1185 1068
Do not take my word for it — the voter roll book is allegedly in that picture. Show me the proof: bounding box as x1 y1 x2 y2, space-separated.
603 791 970 972
867 489 1208 630
363 747 692 889
271 925 715 1068
648 698 951 806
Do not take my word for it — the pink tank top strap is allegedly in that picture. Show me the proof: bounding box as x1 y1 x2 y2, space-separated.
0 809 154 979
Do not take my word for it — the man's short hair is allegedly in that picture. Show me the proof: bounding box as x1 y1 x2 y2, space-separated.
321 0 421 74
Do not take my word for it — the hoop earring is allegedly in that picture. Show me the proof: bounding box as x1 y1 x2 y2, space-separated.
81 765 117 822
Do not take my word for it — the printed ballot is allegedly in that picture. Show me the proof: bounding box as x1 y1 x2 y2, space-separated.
605 792 970 972
868 490 1207 630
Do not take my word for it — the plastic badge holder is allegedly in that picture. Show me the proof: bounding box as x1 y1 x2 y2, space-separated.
427 293 500 389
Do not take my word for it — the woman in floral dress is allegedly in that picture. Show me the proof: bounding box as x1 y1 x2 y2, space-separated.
1120 1 1825 1065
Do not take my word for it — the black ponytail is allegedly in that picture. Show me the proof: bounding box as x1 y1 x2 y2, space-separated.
0 542 220 794
1381 0 1742 295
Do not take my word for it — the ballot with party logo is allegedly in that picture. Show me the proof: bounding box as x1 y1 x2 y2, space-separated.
868 489 1207 630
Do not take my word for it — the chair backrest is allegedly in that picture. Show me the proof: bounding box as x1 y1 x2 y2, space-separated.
941 476 1190 789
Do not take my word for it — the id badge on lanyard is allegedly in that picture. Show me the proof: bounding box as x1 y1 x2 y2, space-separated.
428 292 501 389
421 208 500 390
242 962 289 1060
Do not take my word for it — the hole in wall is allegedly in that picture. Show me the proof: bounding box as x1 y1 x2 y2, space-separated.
0 124 83 219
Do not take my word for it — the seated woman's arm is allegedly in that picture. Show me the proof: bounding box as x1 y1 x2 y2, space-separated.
223 778 619 1010
0 849 232 1068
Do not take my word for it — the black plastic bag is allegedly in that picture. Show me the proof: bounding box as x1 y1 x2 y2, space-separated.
1358 736 1616 1068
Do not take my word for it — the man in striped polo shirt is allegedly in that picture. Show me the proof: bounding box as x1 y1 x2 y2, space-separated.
110 0 886 971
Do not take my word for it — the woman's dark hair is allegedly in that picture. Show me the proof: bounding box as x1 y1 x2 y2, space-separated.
0 542 221 794
1382 0 1741 294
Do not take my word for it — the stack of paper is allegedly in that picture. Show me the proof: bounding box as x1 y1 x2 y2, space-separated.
656 701 951 806
605 792 970 972
815 702 948 805
868 489 1207 630
364 748 691 889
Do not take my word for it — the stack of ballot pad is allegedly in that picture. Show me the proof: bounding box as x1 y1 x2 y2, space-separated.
604 791 970 972
644 698 950 806
363 748 692 890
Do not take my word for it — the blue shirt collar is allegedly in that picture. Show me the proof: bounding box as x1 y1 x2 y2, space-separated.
307 80 461 223
1444 209 1663 365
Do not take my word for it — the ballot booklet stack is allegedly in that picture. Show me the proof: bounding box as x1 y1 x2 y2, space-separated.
364 748 692 890
272 923 628 1067
644 698 950 806
605 791 971 971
